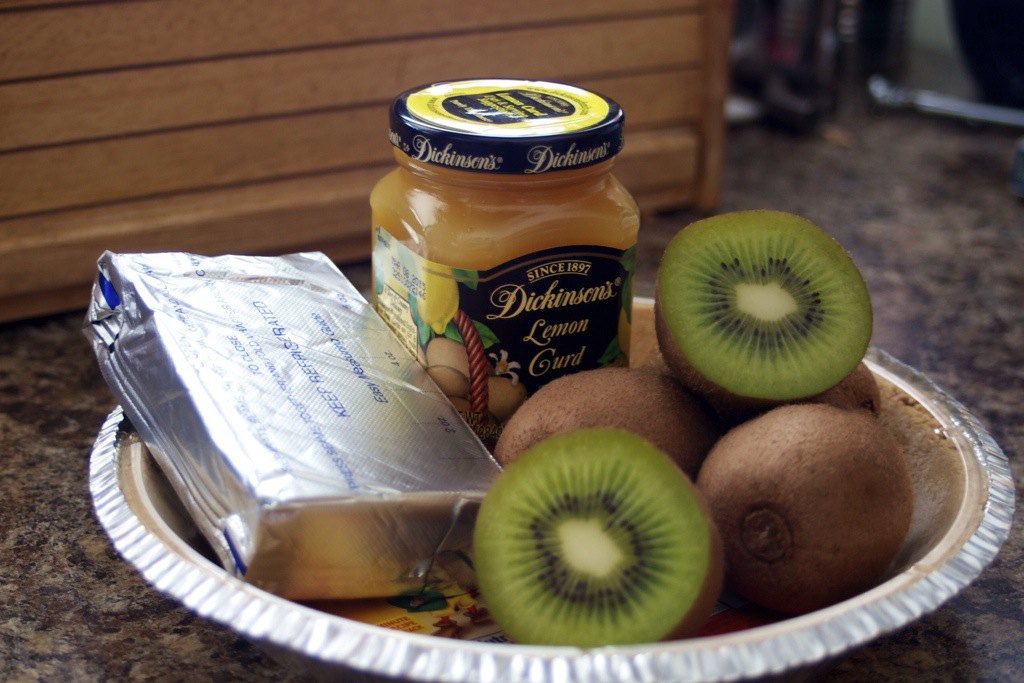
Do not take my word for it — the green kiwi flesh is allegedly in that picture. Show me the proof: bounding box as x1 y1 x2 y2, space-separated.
494 367 720 477
474 428 723 646
656 210 872 401
696 404 913 614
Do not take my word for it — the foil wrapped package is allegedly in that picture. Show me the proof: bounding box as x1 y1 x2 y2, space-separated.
86 251 501 600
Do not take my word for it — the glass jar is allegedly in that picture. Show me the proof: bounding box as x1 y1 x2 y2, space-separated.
370 79 639 444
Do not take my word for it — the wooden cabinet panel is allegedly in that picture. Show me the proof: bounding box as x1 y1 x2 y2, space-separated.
1 15 701 150
0 71 701 217
0 0 702 80
0 0 733 321
0 126 696 318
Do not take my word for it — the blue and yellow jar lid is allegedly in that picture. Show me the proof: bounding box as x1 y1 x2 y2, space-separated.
389 79 624 174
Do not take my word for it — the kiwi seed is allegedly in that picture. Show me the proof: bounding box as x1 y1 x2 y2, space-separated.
473 428 723 646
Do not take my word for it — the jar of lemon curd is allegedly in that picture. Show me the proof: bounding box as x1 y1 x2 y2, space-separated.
370 78 639 444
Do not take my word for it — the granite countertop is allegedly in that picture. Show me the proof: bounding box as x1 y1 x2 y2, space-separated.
1 93 1021 681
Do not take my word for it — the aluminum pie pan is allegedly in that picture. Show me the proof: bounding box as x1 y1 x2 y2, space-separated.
89 347 1015 682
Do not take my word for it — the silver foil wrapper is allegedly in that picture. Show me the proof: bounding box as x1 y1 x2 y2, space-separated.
86 251 500 600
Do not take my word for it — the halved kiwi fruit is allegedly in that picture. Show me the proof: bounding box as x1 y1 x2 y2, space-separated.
656 210 872 403
473 428 723 647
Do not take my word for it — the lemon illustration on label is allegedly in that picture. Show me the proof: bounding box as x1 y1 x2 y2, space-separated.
422 266 460 334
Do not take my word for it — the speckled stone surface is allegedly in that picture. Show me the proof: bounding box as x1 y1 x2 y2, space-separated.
1 94 1021 681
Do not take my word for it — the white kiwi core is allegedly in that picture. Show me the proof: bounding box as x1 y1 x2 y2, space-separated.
735 282 797 321
558 519 623 578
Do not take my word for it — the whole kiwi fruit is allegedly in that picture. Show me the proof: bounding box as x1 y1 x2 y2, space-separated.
809 361 880 414
655 210 873 412
696 403 913 614
707 360 882 425
474 428 723 646
643 348 881 425
494 366 719 477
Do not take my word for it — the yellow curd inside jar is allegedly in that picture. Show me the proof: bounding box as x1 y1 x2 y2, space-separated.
370 79 639 445
371 154 638 269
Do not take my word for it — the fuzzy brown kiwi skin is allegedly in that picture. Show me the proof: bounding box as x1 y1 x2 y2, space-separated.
493 367 721 478
711 361 882 425
812 361 880 413
696 403 913 615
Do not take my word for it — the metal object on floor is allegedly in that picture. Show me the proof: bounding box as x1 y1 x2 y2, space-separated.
868 75 1024 129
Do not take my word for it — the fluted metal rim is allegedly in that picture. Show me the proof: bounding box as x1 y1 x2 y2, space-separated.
89 347 1015 682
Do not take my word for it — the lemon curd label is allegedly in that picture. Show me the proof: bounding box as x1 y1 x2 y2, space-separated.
372 227 635 443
